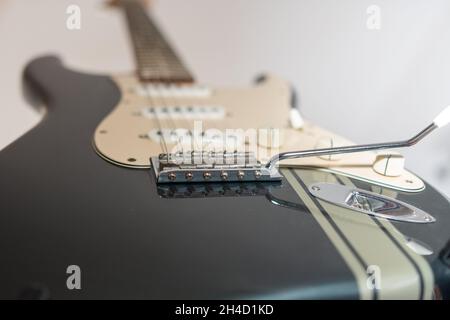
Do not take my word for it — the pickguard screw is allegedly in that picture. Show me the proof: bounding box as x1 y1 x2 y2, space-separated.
254 171 262 179
312 186 321 191
237 171 245 180
168 173 176 181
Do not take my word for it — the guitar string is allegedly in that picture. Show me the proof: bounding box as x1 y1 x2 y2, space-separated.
185 91 202 154
138 4 207 158
151 57 184 156
151 9 194 157
143 83 168 155
156 78 188 156
135 2 243 164
164 83 187 155
155 37 193 156
163 78 205 158
165 84 188 155
129 1 188 158
131 1 219 159
173 89 194 156
125 1 168 156
142 45 182 156
150 17 195 157
142 34 227 159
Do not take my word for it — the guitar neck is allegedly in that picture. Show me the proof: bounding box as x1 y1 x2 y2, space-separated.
122 1 194 83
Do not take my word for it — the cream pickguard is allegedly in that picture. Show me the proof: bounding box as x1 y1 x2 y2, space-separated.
93 74 424 192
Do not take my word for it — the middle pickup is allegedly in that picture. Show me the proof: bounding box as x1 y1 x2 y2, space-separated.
140 105 225 120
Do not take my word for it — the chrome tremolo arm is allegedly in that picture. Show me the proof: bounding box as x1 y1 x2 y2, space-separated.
265 123 438 171
150 106 450 184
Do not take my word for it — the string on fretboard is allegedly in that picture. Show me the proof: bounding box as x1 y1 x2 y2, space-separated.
122 1 194 83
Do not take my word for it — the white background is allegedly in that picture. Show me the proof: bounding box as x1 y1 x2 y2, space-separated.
0 0 449 195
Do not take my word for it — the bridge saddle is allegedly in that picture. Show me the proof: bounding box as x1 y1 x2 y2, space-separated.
150 151 282 183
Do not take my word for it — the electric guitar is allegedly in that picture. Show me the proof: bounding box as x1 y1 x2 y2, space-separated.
0 0 449 299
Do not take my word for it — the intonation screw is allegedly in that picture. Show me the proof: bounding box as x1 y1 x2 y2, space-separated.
254 171 262 179
203 172 212 180
220 172 228 180
185 172 194 181
237 171 245 180
168 173 176 181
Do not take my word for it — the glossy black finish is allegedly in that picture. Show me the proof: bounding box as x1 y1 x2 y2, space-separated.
0 56 448 299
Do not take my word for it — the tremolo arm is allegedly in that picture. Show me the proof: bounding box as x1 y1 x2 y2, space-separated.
152 106 450 184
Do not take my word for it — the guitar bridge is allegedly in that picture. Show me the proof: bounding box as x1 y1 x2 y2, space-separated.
150 151 282 183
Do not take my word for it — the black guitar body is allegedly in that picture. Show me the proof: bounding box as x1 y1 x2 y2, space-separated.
0 56 449 299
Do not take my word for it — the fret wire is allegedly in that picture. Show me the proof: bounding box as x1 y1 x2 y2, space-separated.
123 1 194 82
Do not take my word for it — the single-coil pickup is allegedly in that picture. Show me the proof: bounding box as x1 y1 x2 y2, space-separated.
140 106 225 120
146 128 244 148
135 85 211 97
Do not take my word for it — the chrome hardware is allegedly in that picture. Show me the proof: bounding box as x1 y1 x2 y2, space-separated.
308 183 436 223
266 105 450 170
402 235 434 255
151 151 282 183
157 181 281 199
266 106 450 170
266 123 439 171
203 172 212 180
151 107 450 184
220 172 228 181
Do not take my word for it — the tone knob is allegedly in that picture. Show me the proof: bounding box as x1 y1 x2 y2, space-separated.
315 136 344 161
372 153 405 177
289 108 305 129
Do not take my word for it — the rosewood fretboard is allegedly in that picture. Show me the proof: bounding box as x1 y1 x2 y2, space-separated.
122 1 194 83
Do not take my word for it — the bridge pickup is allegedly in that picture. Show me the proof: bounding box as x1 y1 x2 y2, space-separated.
135 84 211 97
150 151 282 183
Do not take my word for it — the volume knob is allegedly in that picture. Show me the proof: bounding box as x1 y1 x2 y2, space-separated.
372 153 405 177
